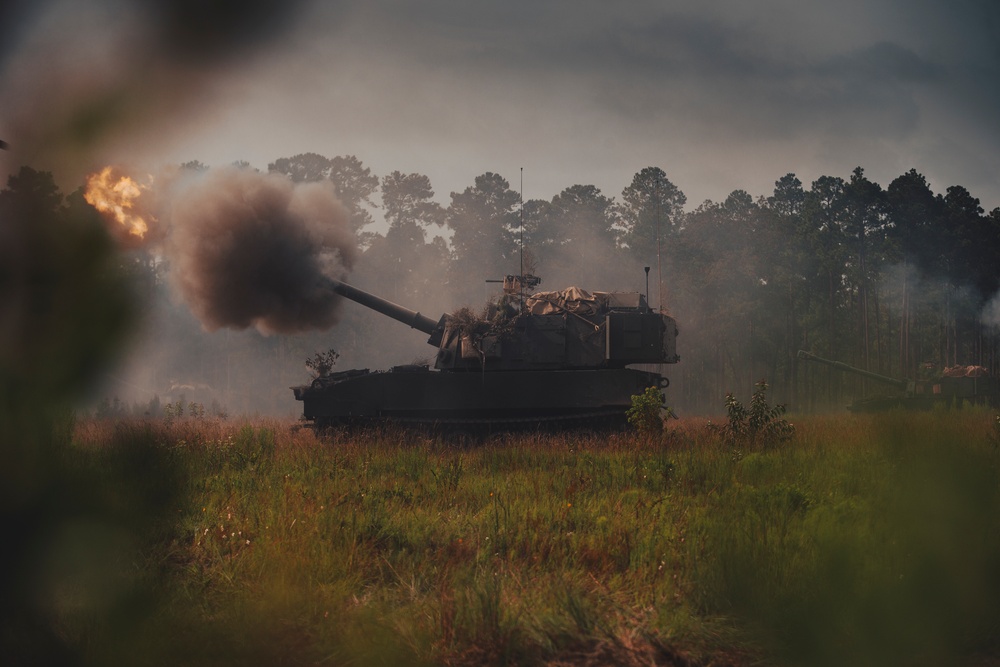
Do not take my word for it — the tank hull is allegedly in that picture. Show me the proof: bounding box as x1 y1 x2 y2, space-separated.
847 395 936 413
293 366 666 429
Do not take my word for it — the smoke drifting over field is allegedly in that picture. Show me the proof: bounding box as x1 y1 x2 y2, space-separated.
984 292 1000 330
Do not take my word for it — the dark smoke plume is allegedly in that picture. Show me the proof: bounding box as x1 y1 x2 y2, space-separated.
165 167 357 334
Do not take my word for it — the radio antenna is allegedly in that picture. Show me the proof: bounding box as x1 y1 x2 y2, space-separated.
520 167 524 303
655 175 663 312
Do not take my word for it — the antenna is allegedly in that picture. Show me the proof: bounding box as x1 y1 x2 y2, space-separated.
655 175 662 312
520 167 524 304
644 266 651 312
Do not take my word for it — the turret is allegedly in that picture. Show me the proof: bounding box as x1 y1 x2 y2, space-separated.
326 276 679 372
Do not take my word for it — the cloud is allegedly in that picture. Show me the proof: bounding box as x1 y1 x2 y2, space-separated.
7 0 997 213
0 0 321 182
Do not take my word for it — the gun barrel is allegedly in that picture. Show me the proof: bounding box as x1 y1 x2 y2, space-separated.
328 278 440 336
797 350 908 389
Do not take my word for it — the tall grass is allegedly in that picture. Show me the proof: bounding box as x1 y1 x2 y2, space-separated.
51 411 1000 665
691 411 1000 666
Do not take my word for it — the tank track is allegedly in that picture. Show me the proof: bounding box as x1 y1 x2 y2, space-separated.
312 407 628 436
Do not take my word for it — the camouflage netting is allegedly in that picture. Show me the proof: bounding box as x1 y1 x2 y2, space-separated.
525 287 603 318
449 301 518 337
941 365 993 378
442 288 616 367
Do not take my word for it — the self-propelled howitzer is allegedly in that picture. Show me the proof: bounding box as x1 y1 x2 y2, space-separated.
796 350 999 412
292 277 680 429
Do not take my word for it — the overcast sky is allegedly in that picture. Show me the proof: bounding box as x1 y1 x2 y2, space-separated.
2 0 998 213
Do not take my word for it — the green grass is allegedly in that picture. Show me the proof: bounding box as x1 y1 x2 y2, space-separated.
22 411 1000 665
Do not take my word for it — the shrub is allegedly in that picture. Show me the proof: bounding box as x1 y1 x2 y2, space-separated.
715 379 794 449
306 348 340 378
627 386 667 434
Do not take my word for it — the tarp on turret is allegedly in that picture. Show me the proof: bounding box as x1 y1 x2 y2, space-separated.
525 287 603 318
941 365 992 378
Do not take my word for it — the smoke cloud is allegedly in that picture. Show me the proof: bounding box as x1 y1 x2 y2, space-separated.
84 163 358 335
161 167 356 334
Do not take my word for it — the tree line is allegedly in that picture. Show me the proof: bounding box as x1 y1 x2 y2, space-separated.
262 154 1000 413
4 156 999 414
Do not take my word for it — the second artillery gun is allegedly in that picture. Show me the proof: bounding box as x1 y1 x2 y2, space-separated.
293 275 680 430
797 350 999 412
797 350 928 412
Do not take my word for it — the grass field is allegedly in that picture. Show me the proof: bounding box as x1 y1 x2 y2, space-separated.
10 409 1000 666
